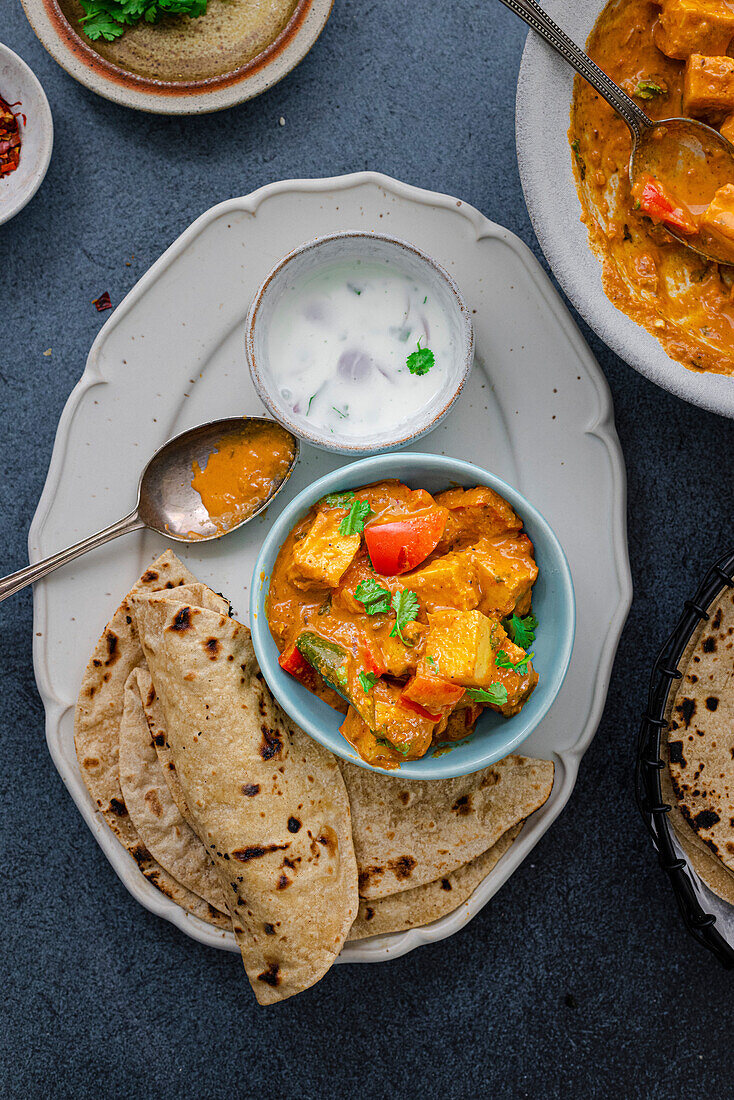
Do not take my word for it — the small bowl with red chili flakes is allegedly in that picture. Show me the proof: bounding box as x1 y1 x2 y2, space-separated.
0 43 53 226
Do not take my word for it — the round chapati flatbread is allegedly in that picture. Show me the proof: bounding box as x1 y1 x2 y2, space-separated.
131 590 359 1005
74 552 231 928
119 669 228 915
667 586 734 876
347 823 523 940
339 756 554 900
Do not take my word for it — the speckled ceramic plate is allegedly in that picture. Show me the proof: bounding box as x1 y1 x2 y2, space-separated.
516 0 734 419
21 0 332 114
30 173 632 962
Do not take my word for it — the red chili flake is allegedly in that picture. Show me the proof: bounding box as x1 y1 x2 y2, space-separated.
93 291 112 312
0 94 21 178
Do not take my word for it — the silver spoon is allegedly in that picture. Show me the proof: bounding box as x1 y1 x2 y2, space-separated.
0 416 299 604
500 0 734 265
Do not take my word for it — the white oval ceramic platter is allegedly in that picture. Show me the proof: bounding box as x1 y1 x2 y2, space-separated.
516 0 734 420
30 172 632 963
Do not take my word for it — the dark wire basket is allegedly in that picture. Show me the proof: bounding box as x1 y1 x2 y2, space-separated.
635 548 734 969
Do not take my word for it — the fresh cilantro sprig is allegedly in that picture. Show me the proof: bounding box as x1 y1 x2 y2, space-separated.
633 79 664 100
389 590 419 645
358 671 377 694
339 499 372 536
406 338 434 376
502 613 537 650
355 579 391 615
496 649 534 676
325 491 355 507
79 0 208 41
466 683 509 707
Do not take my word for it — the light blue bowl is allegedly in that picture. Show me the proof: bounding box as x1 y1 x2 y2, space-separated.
251 453 575 779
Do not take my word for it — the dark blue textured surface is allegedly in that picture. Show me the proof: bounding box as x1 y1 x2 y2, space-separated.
2 1 734 1096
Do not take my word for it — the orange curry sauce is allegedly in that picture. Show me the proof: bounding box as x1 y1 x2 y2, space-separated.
191 421 295 536
267 480 539 769
570 0 734 375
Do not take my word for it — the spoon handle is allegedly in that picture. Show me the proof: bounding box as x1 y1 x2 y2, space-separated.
0 510 145 604
498 0 651 139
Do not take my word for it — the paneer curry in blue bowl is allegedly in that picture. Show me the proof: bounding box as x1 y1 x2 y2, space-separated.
251 454 575 777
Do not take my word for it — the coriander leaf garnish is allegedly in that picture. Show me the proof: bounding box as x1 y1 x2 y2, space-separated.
633 79 664 100
389 590 420 645
496 649 534 676
325 490 355 507
426 655 439 672
466 683 509 707
570 139 586 181
339 499 372 536
502 613 538 650
406 337 434 376
377 736 410 755
359 671 377 694
355 578 391 615
306 394 316 416
332 406 348 419
79 0 208 41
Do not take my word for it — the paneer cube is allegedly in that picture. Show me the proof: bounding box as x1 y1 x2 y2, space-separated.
425 609 500 687
701 183 734 256
401 550 479 612
653 0 734 60
472 535 539 618
288 509 360 589
720 113 734 142
684 54 734 116
434 486 522 551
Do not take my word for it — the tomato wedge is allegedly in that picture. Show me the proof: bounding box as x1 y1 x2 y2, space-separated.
637 176 697 236
402 669 465 711
365 510 446 575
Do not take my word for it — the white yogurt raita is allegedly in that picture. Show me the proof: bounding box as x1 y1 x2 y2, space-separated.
265 259 454 440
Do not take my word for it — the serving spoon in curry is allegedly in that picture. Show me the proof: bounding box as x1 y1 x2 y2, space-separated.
0 416 299 604
499 0 734 265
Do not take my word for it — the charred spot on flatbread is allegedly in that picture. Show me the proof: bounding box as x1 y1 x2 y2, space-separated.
241 783 260 796
675 697 696 728
669 741 686 766
287 817 301 833
387 855 416 881
108 797 127 816
692 808 721 830
260 725 282 761
706 696 719 711
231 843 290 863
204 637 221 658
452 794 473 815
169 607 193 632
141 570 159 583
257 962 281 987
104 631 119 665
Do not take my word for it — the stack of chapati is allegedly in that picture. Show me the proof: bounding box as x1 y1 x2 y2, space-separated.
664 585 734 906
75 552 555 1004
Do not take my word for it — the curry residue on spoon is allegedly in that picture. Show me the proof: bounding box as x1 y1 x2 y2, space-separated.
570 0 734 376
191 421 295 536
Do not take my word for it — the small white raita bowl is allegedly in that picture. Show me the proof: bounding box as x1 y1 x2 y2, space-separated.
0 43 53 227
245 231 475 454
